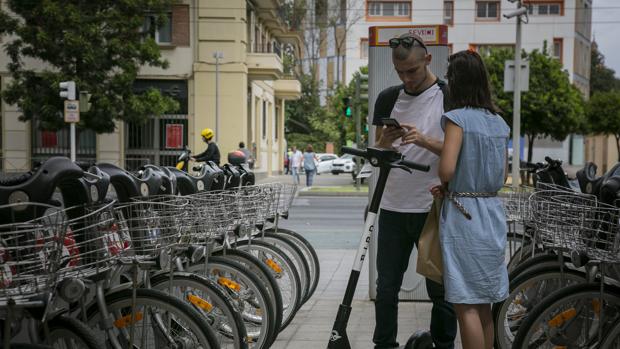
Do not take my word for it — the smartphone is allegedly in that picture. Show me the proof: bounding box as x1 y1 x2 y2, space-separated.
380 118 401 128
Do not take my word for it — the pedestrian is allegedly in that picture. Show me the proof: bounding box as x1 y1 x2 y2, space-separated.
372 33 457 349
430 50 510 349
192 128 220 165
238 141 254 169
290 146 302 185
302 144 318 188
284 147 291 174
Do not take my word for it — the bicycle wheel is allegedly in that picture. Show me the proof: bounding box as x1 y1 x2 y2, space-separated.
44 314 104 349
492 266 586 349
86 288 219 348
259 232 310 304
265 228 320 304
212 249 283 336
513 283 620 348
187 255 277 349
149 271 248 349
600 320 620 348
232 240 302 331
508 253 567 281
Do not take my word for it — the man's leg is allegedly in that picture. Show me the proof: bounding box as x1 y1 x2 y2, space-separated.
373 210 416 349
426 279 457 349
409 213 457 349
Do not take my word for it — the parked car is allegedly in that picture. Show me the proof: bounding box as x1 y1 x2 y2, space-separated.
331 154 356 174
316 153 339 174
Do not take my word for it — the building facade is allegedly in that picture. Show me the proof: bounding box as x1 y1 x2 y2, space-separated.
0 0 302 176
345 0 593 166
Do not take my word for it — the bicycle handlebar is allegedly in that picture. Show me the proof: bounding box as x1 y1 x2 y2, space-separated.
342 147 366 158
400 159 430 173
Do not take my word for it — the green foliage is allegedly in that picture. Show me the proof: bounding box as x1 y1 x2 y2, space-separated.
587 90 620 160
483 46 585 162
0 0 179 133
590 43 620 95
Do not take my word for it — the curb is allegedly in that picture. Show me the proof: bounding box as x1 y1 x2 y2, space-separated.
299 191 368 197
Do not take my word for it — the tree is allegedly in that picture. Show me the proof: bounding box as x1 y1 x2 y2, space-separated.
587 90 620 161
483 45 586 163
590 41 620 95
0 0 178 133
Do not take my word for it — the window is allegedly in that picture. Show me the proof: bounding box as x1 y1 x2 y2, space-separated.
143 13 172 44
553 38 563 62
476 1 500 20
360 38 369 59
527 3 562 16
367 1 410 18
444 1 454 25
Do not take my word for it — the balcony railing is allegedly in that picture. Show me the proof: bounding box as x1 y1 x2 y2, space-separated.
251 42 282 57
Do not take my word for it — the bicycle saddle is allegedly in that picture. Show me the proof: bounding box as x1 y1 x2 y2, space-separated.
165 167 198 195
576 162 620 196
534 157 571 188
234 164 255 186
98 163 163 202
143 165 176 195
0 157 84 221
223 164 241 190
187 162 225 192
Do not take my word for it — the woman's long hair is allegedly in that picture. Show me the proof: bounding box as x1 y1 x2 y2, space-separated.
305 144 314 153
446 50 500 114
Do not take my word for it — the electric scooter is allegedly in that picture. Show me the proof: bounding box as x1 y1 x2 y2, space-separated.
328 146 430 349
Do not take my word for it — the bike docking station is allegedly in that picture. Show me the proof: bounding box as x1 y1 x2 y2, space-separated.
327 147 429 349
327 25 449 349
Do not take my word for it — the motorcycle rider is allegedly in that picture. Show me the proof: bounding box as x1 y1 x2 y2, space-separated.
192 128 221 165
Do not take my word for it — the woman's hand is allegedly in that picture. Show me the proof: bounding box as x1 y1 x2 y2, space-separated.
430 185 445 199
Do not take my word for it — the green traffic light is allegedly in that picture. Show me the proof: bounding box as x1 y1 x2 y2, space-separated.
346 106 352 117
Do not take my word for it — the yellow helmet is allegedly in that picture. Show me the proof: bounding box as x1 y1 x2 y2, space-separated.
201 128 214 140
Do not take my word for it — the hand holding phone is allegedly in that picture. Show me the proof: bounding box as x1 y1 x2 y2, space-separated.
380 118 401 128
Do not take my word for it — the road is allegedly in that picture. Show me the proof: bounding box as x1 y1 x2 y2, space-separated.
277 196 368 249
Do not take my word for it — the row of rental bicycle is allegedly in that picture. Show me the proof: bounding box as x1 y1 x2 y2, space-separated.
0 156 319 349
497 157 620 348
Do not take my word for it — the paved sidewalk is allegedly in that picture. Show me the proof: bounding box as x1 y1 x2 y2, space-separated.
272 249 463 349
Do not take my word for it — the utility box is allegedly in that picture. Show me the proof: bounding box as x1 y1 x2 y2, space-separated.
367 25 449 301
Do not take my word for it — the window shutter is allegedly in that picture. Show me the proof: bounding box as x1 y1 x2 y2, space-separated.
172 5 190 47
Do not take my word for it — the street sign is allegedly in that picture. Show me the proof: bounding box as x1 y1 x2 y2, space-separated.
504 60 530 92
64 100 80 123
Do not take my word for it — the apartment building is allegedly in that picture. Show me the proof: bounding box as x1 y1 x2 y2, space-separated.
0 0 302 176
345 0 593 166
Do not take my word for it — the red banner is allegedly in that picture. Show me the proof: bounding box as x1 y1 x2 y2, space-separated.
165 124 184 149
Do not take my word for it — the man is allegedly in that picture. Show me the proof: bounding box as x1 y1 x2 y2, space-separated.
193 128 220 165
238 141 254 169
372 33 457 349
290 146 303 185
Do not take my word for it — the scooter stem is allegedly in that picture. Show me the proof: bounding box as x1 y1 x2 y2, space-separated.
328 165 390 349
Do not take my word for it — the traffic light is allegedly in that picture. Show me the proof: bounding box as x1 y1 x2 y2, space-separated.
342 97 352 118
59 81 76 100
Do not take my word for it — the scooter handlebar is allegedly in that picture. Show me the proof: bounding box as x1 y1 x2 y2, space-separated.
400 159 430 173
341 147 366 158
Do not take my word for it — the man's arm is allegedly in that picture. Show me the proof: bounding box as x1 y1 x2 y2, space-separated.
400 124 443 156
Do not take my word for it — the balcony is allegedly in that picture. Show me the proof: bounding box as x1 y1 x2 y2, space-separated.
247 43 283 80
273 76 302 100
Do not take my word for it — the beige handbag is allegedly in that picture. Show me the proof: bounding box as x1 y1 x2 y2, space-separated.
416 198 444 285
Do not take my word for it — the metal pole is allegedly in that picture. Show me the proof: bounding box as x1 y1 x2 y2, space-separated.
70 123 76 162
355 75 361 191
213 52 222 142
511 2 523 189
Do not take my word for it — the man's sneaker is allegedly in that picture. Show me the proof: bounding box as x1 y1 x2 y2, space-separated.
404 330 433 349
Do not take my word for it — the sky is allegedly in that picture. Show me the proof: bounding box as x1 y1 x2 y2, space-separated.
593 0 620 76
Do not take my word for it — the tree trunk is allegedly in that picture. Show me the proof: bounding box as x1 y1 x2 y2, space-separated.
527 134 535 164
616 134 620 162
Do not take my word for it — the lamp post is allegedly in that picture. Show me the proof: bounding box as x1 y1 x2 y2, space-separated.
213 51 223 142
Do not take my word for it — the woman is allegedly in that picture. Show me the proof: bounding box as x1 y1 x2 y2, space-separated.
431 50 510 349
302 144 318 188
